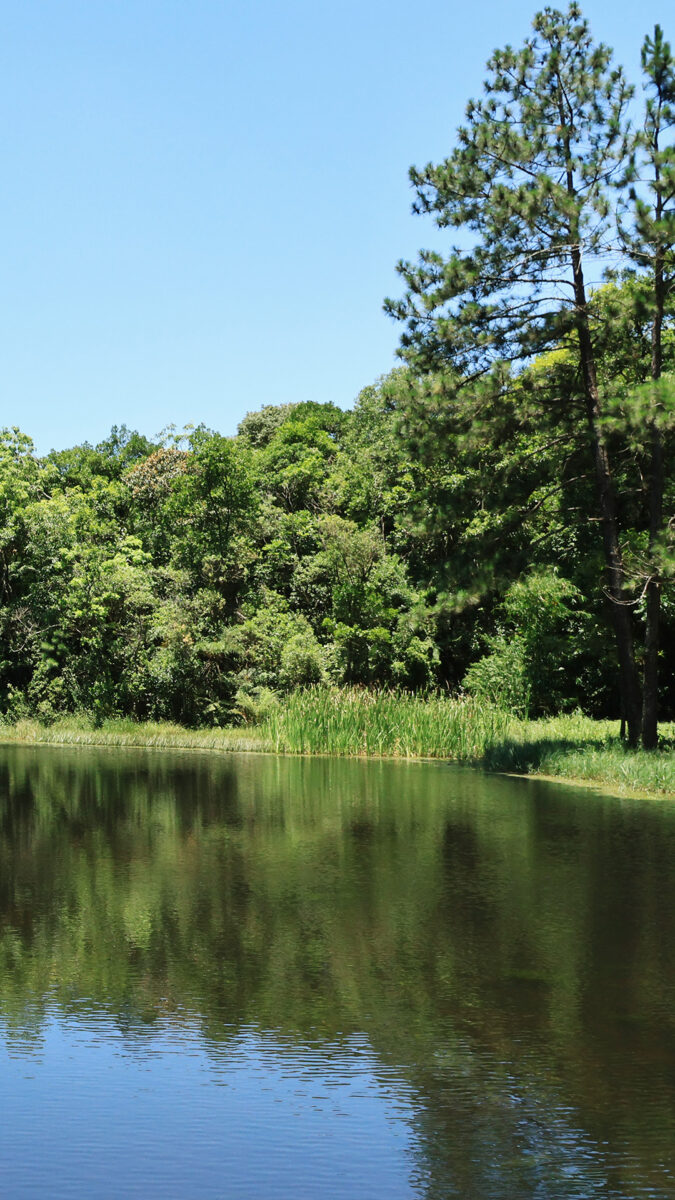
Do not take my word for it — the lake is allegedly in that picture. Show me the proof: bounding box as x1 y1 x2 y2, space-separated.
1 745 675 1198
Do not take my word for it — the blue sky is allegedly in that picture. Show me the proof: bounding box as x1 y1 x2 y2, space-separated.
2 0 672 454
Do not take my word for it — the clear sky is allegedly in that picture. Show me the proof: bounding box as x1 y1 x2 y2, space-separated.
2 0 673 454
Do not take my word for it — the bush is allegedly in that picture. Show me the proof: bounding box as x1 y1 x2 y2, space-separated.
463 636 530 716
463 570 585 716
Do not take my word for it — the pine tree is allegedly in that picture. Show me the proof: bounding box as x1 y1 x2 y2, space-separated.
385 4 644 741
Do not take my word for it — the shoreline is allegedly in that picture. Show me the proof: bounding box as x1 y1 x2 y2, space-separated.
1 714 673 801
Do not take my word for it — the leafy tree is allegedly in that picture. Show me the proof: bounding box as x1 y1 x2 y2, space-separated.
237 403 299 447
463 569 586 716
164 428 258 590
253 402 349 513
317 516 438 687
219 590 327 697
48 425 156 490
128 429 258 612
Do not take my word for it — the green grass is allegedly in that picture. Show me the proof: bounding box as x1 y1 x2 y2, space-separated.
263 687 514 760
1 693 673 797
262 692 674 795
0 715 270 754
482 712 675 796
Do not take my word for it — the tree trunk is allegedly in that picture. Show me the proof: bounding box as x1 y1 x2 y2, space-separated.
641 552 661 748
557 93 642 747
589 425 642 747
579 375 642 747
641 135 666 750
570 249 642 747
641 330 665 750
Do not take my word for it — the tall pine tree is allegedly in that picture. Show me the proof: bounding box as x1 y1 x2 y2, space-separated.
622 27 675 746
386 4 644 741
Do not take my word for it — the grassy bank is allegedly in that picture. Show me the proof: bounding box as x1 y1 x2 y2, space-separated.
0 692 673 797
482 713 675 797
0 716 269 754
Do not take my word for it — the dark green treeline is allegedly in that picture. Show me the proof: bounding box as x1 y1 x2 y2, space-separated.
0 335 673 726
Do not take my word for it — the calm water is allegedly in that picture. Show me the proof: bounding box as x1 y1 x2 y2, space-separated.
1 748 675 1198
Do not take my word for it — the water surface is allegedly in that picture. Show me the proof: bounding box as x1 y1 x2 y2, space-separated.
1 746 675 1198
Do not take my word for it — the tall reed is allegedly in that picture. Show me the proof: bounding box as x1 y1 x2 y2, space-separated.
262 687 514 760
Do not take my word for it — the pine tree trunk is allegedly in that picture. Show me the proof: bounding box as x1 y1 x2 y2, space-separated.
570 248 642 747
641 548 661 748
556 91 642 747
588 419 642 748
642 251 665 750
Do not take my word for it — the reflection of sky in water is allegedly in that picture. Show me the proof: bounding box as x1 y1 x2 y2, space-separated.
3 1008 656 1200
2 1012 421 1199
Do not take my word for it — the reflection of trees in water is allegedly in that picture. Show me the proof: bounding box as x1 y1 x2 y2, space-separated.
1 746 675 1197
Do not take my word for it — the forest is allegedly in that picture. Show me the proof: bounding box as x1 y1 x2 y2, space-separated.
1 5 674 751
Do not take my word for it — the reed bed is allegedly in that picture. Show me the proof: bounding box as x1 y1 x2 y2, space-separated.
262 687 515 760
263 693 675 794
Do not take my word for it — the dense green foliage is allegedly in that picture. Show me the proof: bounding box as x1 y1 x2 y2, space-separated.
0 365 667 731
1 348 674 729
2 8 675 735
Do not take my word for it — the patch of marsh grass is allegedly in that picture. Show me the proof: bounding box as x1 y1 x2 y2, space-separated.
265 694 674 794
262 687 515 759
